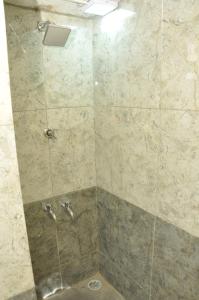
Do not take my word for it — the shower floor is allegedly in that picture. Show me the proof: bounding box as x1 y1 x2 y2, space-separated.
49 273 125 300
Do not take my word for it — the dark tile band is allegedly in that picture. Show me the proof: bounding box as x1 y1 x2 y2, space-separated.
24 187 199 300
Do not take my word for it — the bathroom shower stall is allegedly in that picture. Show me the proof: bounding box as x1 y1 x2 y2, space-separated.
1 0 199 299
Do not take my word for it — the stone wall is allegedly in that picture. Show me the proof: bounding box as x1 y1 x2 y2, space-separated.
94 0 199 238
5 4 95 204
24 188 98 298
0 1 36 299
97 188 199 300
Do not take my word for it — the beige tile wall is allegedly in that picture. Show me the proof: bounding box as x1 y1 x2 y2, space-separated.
47 107 95 195
5 0 199 238
41 11 93 109
94 0 199 238
0 1 35 298
5 5 96 204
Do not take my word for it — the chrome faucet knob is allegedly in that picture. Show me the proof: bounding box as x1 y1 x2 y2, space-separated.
61 201 74 220
43 204 56 221
44 128 56 139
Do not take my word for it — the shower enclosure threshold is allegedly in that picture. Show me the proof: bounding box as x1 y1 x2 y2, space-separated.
46 273 125 300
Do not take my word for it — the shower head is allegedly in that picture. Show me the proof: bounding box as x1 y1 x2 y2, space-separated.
38 21 71 47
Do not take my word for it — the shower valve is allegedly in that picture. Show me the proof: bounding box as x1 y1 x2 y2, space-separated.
44 128 56 139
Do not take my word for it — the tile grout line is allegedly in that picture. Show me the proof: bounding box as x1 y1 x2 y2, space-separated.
95 186 100 271
93 104 199 113
41 42 54 199
149 216 157 300
92 19 100 270
159 0 164 112
40 50 63 292
12 105 199 114
149 0 162 296
55 225 64 289
13 105 94 113
45 109 56 198
100 250 148 295
40 43 62 286
92 19 98 199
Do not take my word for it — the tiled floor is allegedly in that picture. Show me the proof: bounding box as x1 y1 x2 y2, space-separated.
49 273 125 300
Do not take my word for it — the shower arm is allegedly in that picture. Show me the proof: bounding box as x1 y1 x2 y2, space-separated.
37 21 51 32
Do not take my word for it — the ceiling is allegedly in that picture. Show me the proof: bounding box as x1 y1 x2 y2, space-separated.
4 0 118 18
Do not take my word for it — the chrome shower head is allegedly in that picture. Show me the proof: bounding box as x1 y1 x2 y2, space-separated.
38 21 71 47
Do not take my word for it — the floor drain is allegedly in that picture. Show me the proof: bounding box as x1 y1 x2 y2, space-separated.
88 279 102 291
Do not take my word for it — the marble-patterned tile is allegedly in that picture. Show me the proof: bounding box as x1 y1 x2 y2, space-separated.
8 288 37 300
67 273 125 300
55 188 98 266
93 0 161 108
61 251 98 286
36 272 62 300
41 11 93 108
0 126 35 299
24 199 59 284
5 6 93 111
0 3 13 126
160 0 199 110
56 188 99 285
0 2 35 298
97 188 154 291
14 110 52 203
47 107 95 196
0 95 13 126
100 254 149 300
152 218 199 300
95 106 160 215
1 264 35 300
5 5 45 112
158 110 199 237
24 188 98 290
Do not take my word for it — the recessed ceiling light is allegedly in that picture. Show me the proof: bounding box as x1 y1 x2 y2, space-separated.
101 8 136 33
84 0 118 16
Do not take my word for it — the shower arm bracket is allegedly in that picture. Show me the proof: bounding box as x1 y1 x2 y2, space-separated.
37 21 51 32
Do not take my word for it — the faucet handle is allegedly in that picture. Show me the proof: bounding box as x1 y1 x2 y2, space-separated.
43 203 56 221
61 200 71 209
61 201 74 220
